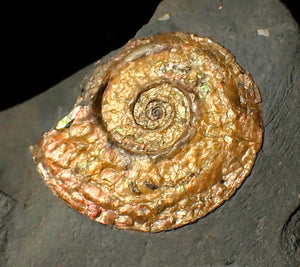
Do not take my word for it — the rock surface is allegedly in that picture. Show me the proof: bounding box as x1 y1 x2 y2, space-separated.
0 0 299 266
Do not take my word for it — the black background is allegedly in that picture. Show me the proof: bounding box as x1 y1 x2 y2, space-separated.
2 0 299 111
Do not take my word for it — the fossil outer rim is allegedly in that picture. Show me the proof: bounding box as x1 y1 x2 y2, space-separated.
32 32 263 232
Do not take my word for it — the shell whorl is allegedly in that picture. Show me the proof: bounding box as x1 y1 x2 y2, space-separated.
32 32 263 232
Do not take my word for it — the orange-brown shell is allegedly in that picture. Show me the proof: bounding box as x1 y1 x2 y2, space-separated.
32 32 263 232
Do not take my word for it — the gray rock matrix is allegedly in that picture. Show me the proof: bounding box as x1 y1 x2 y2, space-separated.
0 0 299 266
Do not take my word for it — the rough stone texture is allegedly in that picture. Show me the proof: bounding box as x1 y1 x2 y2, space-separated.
0 192 15 266
0 0 299 266
281 206 300 266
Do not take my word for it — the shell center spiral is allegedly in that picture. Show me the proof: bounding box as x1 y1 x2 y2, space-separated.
102 83 191 155
146 102 163 121
133 86 175 131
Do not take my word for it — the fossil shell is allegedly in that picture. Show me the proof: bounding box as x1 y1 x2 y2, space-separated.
32 32 263 232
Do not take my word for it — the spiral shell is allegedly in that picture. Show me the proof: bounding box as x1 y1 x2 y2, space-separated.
32 32 263 232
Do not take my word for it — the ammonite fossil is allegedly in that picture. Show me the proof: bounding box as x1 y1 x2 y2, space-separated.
32 32 263 232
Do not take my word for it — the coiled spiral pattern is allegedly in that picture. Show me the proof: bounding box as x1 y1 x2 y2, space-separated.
32 32 263 232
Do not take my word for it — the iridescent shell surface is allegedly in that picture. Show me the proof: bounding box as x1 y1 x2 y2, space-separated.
32 32 263 232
